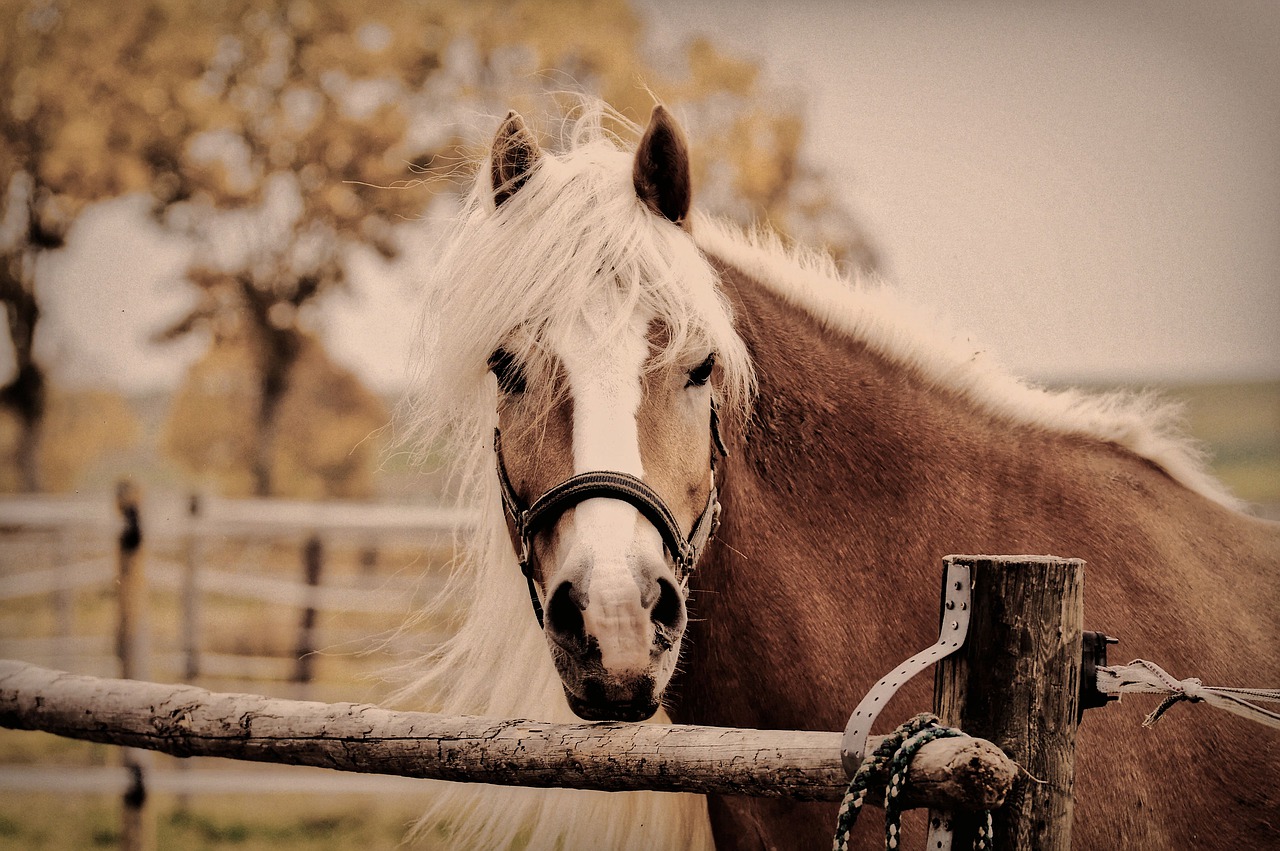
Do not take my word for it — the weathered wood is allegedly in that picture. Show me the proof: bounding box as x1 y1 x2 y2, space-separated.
0 660 1016 809
933 555 1085 850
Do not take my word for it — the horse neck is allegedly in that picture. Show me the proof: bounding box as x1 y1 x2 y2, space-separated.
683 253 996 729
709 253 993 530
684 249 1274 730
692 251 1115 727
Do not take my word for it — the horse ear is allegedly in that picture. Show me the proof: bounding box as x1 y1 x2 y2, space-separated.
491 111 541 208
633 105 691 226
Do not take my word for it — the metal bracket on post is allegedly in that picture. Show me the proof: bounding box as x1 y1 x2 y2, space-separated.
1079 630 1120 719
840 562 972 851
840 562 973 773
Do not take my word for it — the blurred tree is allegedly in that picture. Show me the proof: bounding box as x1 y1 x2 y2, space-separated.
1 0 452 494
0 0 198 490
3 0 876 496
145 0 876 496
454 5 879 267
0 173 53 491
161 330 386 499
0 386 139 492
145 1 454 495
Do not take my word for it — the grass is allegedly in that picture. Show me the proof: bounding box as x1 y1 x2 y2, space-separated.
0 791 438 851
1067 379 1280 508
1168 379 1280 506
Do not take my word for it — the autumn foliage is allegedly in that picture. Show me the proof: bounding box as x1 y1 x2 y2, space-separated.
1 0 875 497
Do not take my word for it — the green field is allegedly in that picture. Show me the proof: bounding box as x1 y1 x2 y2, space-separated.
1065 379 1280 513
1160 379 1280 511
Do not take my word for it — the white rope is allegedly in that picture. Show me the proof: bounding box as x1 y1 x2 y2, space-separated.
1096 659 1280 729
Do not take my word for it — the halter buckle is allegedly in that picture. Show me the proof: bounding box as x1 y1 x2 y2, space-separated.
518 535 533 577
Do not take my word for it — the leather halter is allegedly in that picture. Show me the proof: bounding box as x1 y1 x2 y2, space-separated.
494 407 726 628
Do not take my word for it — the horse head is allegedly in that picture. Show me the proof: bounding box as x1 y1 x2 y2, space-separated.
481 106 743 721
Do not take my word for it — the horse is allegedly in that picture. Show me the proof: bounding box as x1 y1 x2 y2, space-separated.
396 99 1279 850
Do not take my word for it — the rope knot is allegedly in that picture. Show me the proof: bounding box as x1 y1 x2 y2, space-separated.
1176 677 1207 702
1145 677 1208 727
1097 658 1280 729
832 713 992 851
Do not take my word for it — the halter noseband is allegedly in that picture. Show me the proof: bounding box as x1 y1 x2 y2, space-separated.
494 408 726 628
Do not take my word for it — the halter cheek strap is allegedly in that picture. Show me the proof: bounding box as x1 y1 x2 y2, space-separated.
494 409 725 628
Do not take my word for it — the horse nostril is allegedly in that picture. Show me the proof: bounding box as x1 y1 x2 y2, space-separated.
650 577 685 632
547 581 585 639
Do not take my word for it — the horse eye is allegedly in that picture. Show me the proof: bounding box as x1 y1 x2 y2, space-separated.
488 348 527 395
687 352 715 388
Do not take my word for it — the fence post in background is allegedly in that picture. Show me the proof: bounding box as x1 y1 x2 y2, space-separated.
115 479 154 851
293 534 324 696
176 491 205 815
52 528 74 669
358 544 378 585
181 493 203 683
932 555 1085 851
115 481 148 683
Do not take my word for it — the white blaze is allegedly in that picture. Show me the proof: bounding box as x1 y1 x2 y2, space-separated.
557 305 662 674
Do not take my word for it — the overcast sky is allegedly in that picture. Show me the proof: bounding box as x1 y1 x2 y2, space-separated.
639 0 1280 384
28 0 1280 395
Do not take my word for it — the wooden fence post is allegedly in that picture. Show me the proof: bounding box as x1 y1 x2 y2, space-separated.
358 544 378 584
115 480 154 851
293 534 323 695
53 528 74 670
181 493 203 682
176 492 204 814
933 554 1085 850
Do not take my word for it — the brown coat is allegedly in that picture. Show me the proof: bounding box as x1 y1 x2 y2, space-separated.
674 253 1280 850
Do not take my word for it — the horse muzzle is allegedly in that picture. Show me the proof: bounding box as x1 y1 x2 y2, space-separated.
543 567 686 722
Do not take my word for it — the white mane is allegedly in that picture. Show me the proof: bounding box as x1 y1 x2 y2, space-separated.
392 105 745 850
691 215 1243 511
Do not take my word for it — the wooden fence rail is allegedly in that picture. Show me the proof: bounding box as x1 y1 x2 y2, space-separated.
0 660 1017 811
0 559 419 613
0 494 473 540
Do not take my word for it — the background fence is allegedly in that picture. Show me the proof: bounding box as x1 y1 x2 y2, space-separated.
0 492 467 686
0 490 473 849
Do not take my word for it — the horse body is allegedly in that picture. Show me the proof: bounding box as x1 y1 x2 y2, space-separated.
679 234 1280 849
402 101 1278 850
